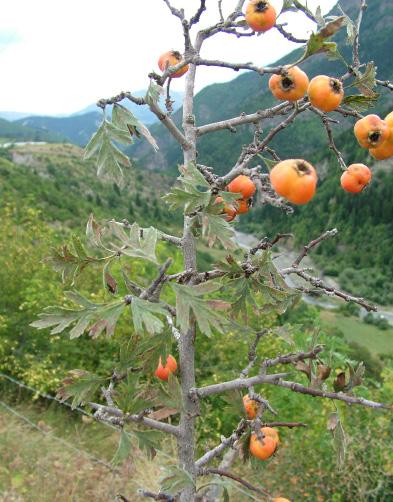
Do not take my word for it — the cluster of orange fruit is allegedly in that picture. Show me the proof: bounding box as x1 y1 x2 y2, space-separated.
355 112 393 160
243 395 291 502
154 354 177 381
215 175 256 221
156 0 386 208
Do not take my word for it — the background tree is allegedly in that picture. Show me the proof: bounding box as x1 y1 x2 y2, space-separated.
31 1 393 501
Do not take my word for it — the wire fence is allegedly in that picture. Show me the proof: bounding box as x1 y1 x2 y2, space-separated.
0 371 175 463
0 371 260 501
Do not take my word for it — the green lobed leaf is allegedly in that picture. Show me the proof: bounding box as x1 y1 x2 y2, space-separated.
30 292 126 339
131 297 167 335
84 120 106 160
56 370 106 409
109 221 159 264
327 412 347 466
45 235 103 285
133 430 162 460
112 429 133 465
160 466 195 496
171 282 228 337
163 163 212 213
145 81 164 107
342 94 379 112
201 213 237 250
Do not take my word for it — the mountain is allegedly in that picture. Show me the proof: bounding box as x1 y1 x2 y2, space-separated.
3 90 184 147
129 0 393 174
126 0 393 305
0 111 35 121
0 117 66 143
14 112 102 148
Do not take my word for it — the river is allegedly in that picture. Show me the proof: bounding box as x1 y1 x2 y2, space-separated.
233 230 393 325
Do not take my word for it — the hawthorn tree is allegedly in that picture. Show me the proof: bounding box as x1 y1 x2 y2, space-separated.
32 1 393 501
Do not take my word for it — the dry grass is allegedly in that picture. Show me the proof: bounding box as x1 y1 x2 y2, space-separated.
0 402 174 502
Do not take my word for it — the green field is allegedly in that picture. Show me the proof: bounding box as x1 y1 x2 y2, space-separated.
0 399 167 502
320 311 393 357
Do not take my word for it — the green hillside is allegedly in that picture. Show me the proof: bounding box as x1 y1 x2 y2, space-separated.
126 0 393 305
0 143 177 229
129 0 393 173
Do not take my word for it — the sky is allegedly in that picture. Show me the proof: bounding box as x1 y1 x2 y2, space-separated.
0 0 337 116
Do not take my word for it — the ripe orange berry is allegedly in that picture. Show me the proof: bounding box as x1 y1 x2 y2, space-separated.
269 66 309 102
307 75 344 112
243 394 259 419
158 51 189 78
215 196 237 222
340 163 372 193
273 498 292 502
370 138 393 160
249 427 279 460
270 159 317 205
235 199 250 215
154 354 178 381
245 0 276 32
227 175 256 199
354 114 390 148
370 111 393 160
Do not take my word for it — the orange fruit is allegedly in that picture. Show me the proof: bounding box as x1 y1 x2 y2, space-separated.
340 163 372 193
308 75 344 112
269 159 317 204
269 66 309 102
354 114 390 148
227 175 256 199
245 0 276 33
158 51 188 78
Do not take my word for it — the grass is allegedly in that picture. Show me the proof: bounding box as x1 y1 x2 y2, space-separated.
0 398 173 502
320 310 393 356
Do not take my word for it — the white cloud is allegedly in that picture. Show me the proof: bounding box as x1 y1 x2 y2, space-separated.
0 0 337 115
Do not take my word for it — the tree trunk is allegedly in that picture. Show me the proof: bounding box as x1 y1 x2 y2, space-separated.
178 48 199 501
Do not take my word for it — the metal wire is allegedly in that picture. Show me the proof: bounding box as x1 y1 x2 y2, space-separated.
0 399 117 472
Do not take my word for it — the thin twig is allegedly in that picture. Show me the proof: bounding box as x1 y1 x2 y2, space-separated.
292 229 338 268
199 467 271 499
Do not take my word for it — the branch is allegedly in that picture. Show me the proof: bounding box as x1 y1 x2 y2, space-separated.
196 102 290 136
248 233 293 257
138 491 174 502
267 379 392 410
376 79 393 92
198 467 271 499
353 0 368 68
293 0 317 23
275 24 308 44
192 372 289 398
158 230 183 247
316 110 347 171
239 330 268 378
97 91 146 109
162 0 184 20
194 56 282 76
90 403 180 436
292 228 338 268
284 268 377 312
261 346 324 369
148 99 192 150
140 258 173 300
195 419 248 467
96 90 191 149
190 0 207 26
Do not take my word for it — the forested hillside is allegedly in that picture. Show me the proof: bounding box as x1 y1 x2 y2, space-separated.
127 0 393 305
